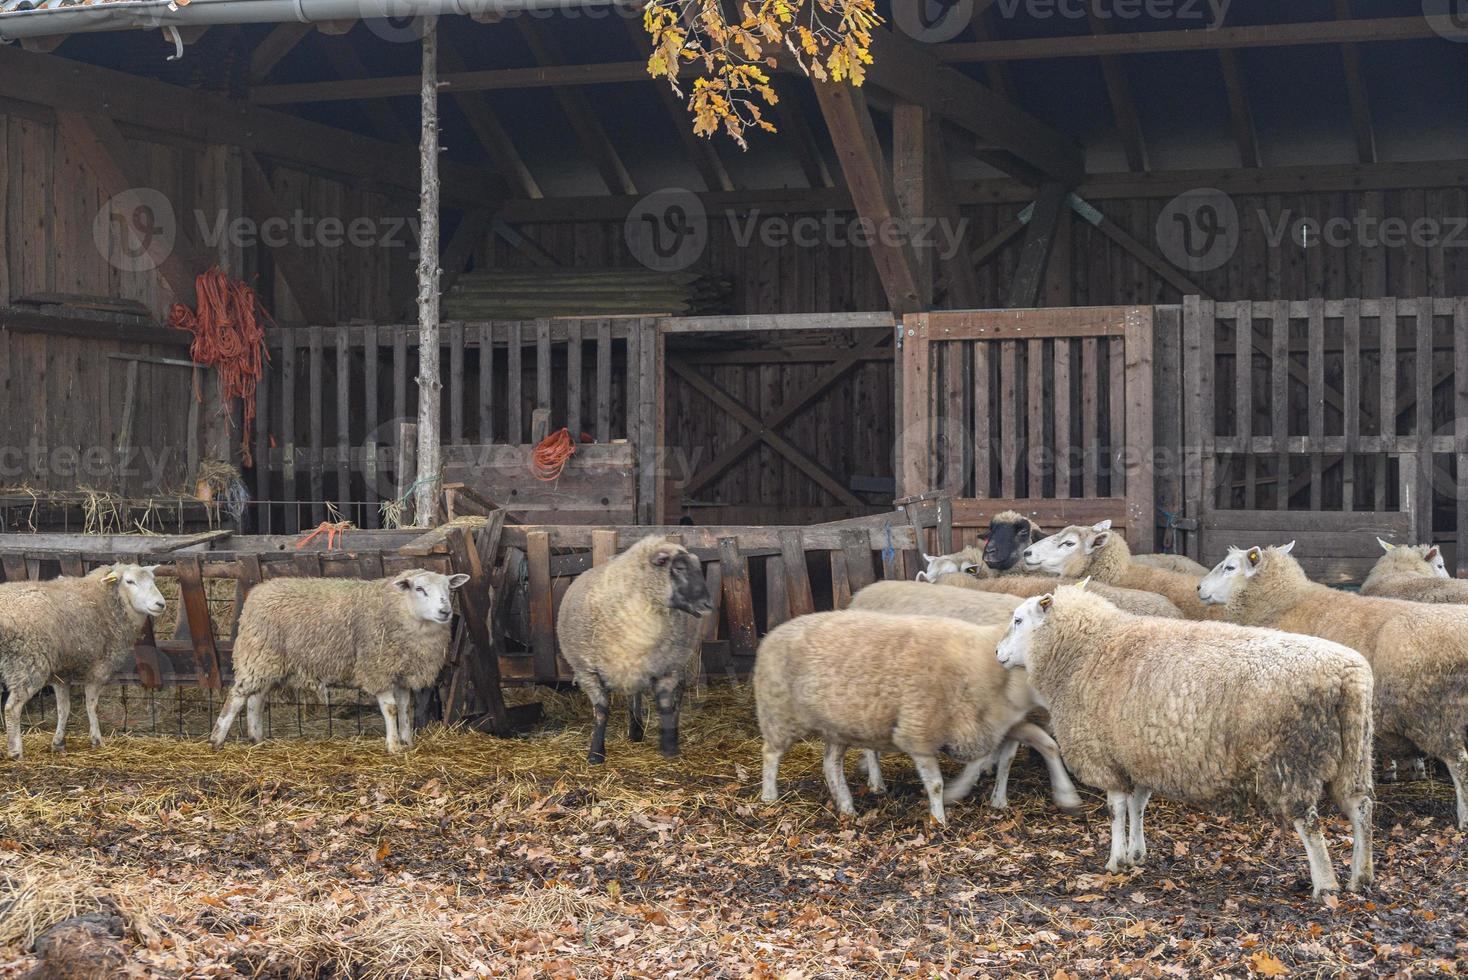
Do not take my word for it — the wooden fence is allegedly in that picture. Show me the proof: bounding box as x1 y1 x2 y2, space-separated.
898 306 1155 552
1182 296 1465 573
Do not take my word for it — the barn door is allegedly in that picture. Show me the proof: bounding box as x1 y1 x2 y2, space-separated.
897 306 1155 552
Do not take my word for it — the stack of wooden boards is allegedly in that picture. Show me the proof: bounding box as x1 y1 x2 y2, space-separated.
442 269 732 319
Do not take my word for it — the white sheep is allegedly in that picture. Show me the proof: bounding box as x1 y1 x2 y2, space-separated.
997 584 1375 899
1199 541 1468 829
1360 539 1467 603
754 609 1081 824
210 569 468 754
930 570 1183 619
556 535 714 763
1022 520 1219 619
0 564 165 759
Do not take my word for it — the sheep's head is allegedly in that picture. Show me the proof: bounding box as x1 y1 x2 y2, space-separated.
106 564 166 617
916 553 965 582
996 592 1051 669
1197 542 1295 605
647 541 715 617
393 569 469 624
1376 538 1449 579
982 511 1043 572
1022 520 1111 575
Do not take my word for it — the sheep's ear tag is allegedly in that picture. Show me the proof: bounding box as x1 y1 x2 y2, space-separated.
1246 548 1263 566
1076 576 1091 591
1377 537 1395 552
1038 594 1053 611
103 571 119 584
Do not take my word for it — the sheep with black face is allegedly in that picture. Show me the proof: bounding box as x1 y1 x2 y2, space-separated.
980 510 1044 574
557 535 714 763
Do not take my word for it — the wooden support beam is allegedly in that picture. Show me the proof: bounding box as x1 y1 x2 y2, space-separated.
967 3 1017 102
415 20 444 528
441 38 543 200
1335 0 1377 164
773 87 835 189
1008 182 1068 308
248 23 313 84
240 151 335 325
668 358 865 509
813 82 923 315
893 104 980 309
1218 48 1261 169
55 110 202 306
517 20 637 196
0 45 506 211
1087 11 1148 172
623 17 734 193
1068 194 1210 298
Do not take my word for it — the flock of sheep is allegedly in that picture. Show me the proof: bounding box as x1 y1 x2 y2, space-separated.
2 513 1465 902
555 512 1467 902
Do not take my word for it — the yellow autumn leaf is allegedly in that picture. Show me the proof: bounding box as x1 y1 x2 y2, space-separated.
1248 952 1290 977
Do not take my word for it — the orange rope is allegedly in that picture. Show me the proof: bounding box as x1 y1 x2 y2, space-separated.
532 427 578 481
168 267 275 467
295 521 353 550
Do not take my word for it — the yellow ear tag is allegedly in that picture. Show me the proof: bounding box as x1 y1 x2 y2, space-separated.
104 572 119 583
1038 594 1053 610
1247 548 1262 565
1076 576 1092 591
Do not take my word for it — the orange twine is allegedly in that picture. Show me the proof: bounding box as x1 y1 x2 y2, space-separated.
168 267 275 468
295 521 353 550
533 427 578 481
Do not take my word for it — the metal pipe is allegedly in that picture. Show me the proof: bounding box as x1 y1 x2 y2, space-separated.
0 0 630 43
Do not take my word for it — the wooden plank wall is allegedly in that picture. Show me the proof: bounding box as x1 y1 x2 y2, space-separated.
0 321 196 495
486 187 1468 313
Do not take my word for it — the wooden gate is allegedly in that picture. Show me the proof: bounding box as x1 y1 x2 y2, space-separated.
1181 296 1462 576
898 307 1155 551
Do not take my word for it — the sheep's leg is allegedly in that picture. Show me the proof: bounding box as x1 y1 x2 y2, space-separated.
83 682 104 749
1008 722 1083 813
822 742 856 818
760 741 787 803
1444 751 1468 831
210 690 248 749
1126 789 1152 865
1340 794 1374 891
910 754 947 826
3 678 40 761
583 673 612 765
627 693 645 743
986 740 1019 808
395 687 413 748
1293 815 1340 899
376 691 403 753
652 674 682 758
860 751 886 794
245 693 266 744
1104 790 1129 872
941 747 999 806
49 680 71 752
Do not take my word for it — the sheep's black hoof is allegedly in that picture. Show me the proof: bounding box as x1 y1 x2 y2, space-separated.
659 745 680 759
587 749 607 764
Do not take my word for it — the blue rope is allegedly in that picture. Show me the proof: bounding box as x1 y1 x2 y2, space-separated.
882 523 896 564
1157 507 1179 554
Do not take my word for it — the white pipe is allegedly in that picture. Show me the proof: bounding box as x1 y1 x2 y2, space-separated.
0 0 631 42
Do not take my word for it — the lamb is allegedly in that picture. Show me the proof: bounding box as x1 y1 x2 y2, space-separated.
1022 522 1219 620
1199 542 1468 829
0 564 166 760
916 510 1044 581
556 534 714 763
997 584 1375 898
931 571 1183 619
754 610 1081 823
1359 539 1468 603
210 569 468 754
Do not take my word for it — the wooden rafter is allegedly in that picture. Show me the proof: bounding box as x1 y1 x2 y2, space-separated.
240 151 335 325
1218 49 1261 169
318 34 415 143
1007 182 1068 308
893 104 979 309
516 19 636 196
813 82 923 314
441 36 542 199
774 89 836 190
1335 0 1378 164
623 18 734 193
1087 11 1148 172
248 23 313 84
967 1 1017 102
667 358 865 510
56 110 202 305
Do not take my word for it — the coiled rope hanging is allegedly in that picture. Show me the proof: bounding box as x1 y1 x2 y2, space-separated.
532 427 578 481
167 267 274 467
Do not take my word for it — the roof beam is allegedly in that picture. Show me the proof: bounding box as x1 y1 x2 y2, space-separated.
440 37 542 199
0 45 506 211
1335 0 1378 164
248 22 313 84
1087 11 1147 172
1218 48 1261 168
773 88 835 189
516 19 636 195
623 18 734 193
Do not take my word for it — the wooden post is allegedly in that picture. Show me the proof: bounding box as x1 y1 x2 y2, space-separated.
413 18 443 527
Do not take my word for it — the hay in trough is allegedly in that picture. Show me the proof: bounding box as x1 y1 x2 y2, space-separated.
0 681 1463 977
